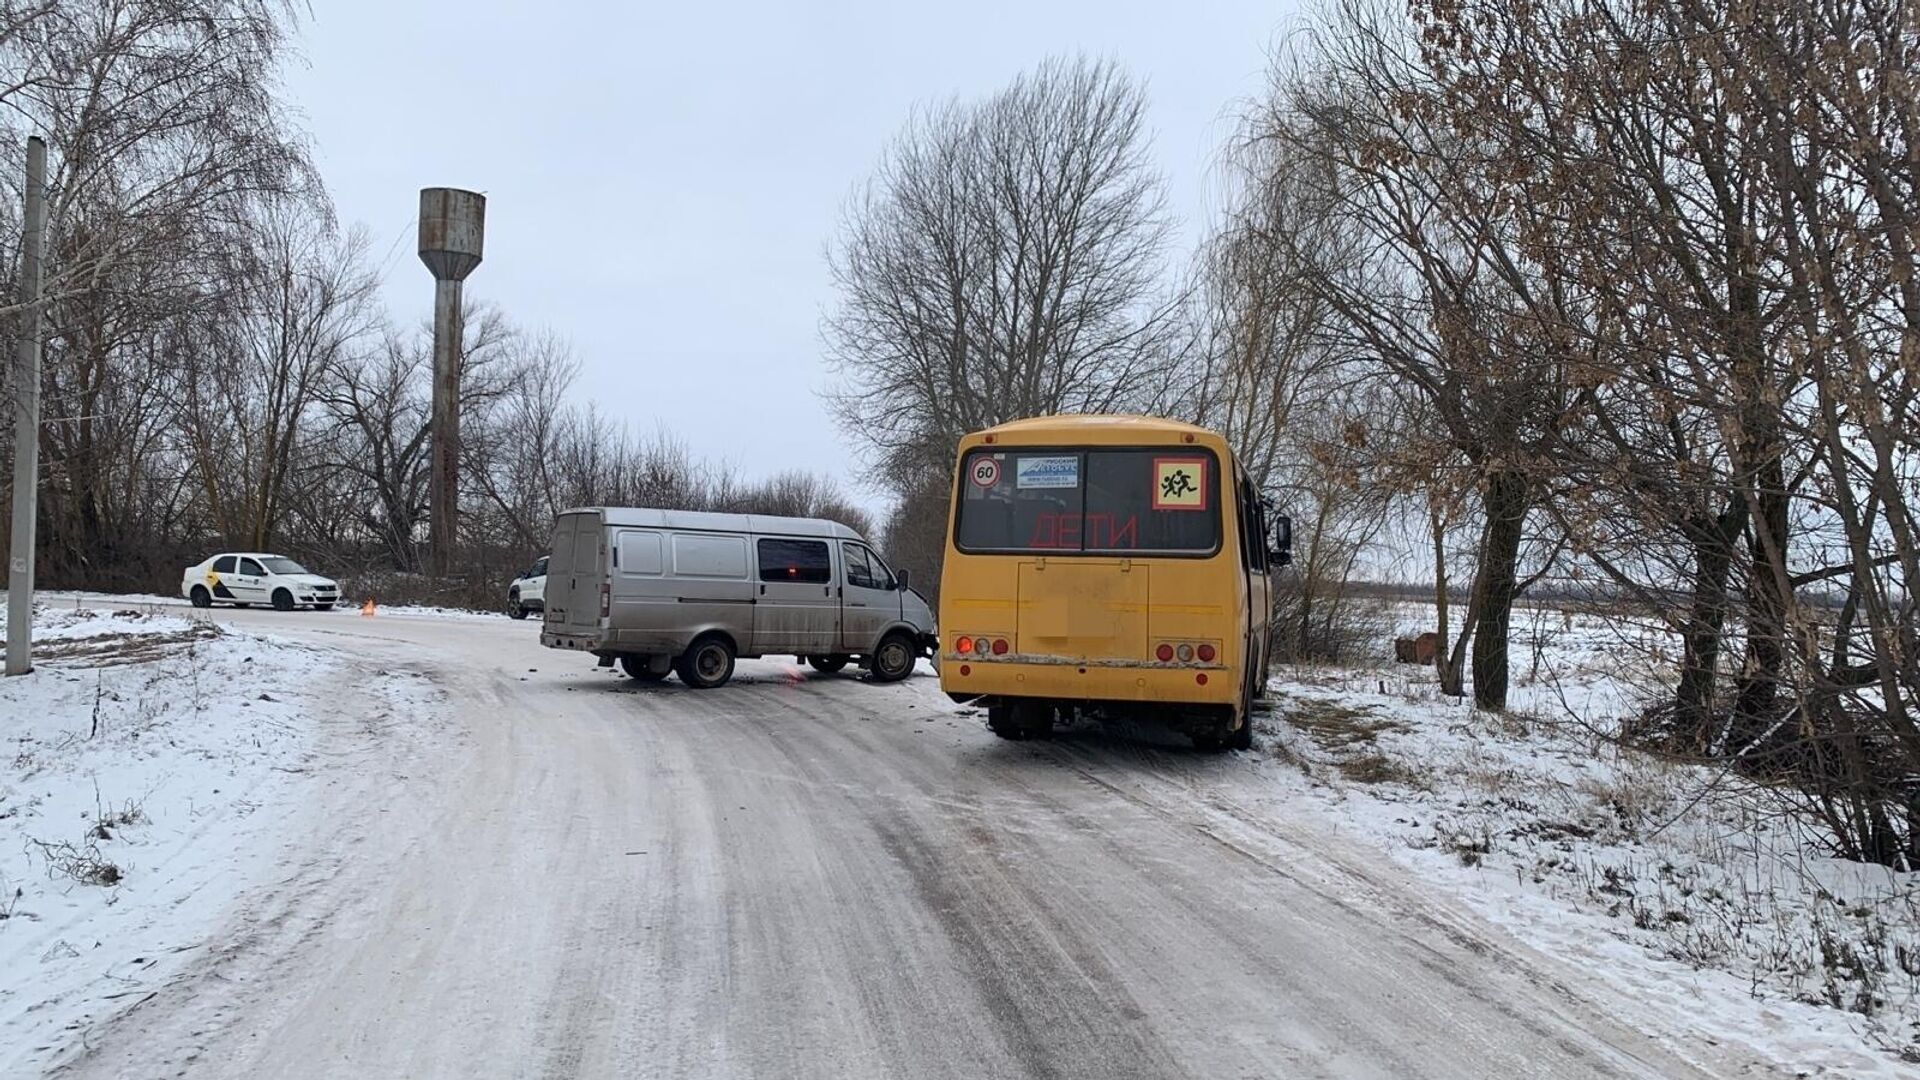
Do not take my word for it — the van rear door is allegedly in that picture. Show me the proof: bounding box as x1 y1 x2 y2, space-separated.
546 510 606 633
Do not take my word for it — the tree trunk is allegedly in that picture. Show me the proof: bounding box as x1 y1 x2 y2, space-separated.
1470 469 1528 711
1734 452 1790 733
1672 501 1745 748
1431 499 1466 697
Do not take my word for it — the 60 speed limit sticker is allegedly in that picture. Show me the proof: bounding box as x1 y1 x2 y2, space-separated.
969 457 1000 487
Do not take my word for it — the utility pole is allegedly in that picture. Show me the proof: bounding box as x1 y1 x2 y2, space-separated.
6 135 46 677
417 188 485 579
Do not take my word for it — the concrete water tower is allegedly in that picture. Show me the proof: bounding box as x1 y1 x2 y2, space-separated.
418 187 485 579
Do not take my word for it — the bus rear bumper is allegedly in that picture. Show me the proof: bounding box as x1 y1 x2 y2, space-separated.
938 659 1237 708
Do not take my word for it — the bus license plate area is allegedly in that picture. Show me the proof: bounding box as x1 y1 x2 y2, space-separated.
1015 561 1148 661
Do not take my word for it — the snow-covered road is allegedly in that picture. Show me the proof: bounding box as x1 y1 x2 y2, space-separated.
47 604 1767 1078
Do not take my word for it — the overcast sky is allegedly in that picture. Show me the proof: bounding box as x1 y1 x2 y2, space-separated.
282 1 1299 514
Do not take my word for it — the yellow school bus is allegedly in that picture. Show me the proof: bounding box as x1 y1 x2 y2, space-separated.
938 415 1289 749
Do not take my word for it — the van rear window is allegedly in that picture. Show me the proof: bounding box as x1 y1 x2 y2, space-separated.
955 448 1220 555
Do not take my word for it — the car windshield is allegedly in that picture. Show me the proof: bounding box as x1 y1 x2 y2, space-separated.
259 557 309 575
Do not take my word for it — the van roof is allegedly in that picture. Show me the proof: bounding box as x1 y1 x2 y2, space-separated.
560 507 866 541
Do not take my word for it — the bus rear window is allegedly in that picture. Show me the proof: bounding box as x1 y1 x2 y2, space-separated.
955 448 1220 555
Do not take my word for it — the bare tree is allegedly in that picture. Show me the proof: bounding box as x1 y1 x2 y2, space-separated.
824 55 1179 492
1252 4 1577 708
179 201 379 550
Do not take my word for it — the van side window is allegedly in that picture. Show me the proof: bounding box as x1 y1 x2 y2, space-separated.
842 543 893 590
758 538 831 584
617 531 664 575
213 555 238 574
673 534 749 579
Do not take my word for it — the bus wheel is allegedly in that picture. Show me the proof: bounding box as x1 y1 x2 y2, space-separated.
988 702 1050 740
806 655 849 674
620 654 669 682
675 635 735 689
867 634 916 683
1231 681 1255 751
1229 710 1253 751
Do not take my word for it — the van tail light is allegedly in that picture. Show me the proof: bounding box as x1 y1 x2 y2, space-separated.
956 636 974 655
991 638 1009 655
1197 643 1217 663
599 582 610 618
1156 643 1175 662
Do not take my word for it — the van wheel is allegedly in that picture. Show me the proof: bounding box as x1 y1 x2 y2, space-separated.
508 590 528 619
675 636 736 689
189 586 212 608
620 654 669 682
868 633 916 683
806 655 849 674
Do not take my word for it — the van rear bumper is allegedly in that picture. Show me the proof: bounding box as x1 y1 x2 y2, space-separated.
938 658 1236 707
541 629 613 654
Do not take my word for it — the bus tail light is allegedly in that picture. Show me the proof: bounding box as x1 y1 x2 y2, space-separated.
1196 673 1209 685
1197 643 1217 663
991 638 1009 655
973 637 991 657
955 636 974 656
1175 644 1194 663
1156 643 1175 662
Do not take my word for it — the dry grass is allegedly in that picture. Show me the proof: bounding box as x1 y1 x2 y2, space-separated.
1283 697 1410 749
10 621 222 667
1274 694 1430 788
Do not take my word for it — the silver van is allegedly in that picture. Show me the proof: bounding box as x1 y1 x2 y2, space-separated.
539 507 937 689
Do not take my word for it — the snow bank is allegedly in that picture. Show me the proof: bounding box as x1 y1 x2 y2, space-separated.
0 604 438 1076
1259 604 1920 1076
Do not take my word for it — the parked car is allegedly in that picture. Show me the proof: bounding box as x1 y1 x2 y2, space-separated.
507 555 549 619
539 507 936 688
181 553 339 611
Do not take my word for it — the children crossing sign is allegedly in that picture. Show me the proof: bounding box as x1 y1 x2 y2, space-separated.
1152 457 1208 511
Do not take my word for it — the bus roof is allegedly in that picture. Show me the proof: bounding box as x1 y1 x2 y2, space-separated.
969 413 1223 442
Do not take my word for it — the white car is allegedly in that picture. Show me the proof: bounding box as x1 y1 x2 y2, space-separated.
507 555 548 620
182 553 340 612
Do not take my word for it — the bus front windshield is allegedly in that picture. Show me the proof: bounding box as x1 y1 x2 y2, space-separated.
955 448 1220 555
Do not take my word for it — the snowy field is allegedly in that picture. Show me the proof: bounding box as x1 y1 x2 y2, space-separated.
0 604 443 1076
1254 603 1920 1075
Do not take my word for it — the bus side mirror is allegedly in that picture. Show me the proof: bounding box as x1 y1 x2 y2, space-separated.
896 569 912 591
1268 515 1293 567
